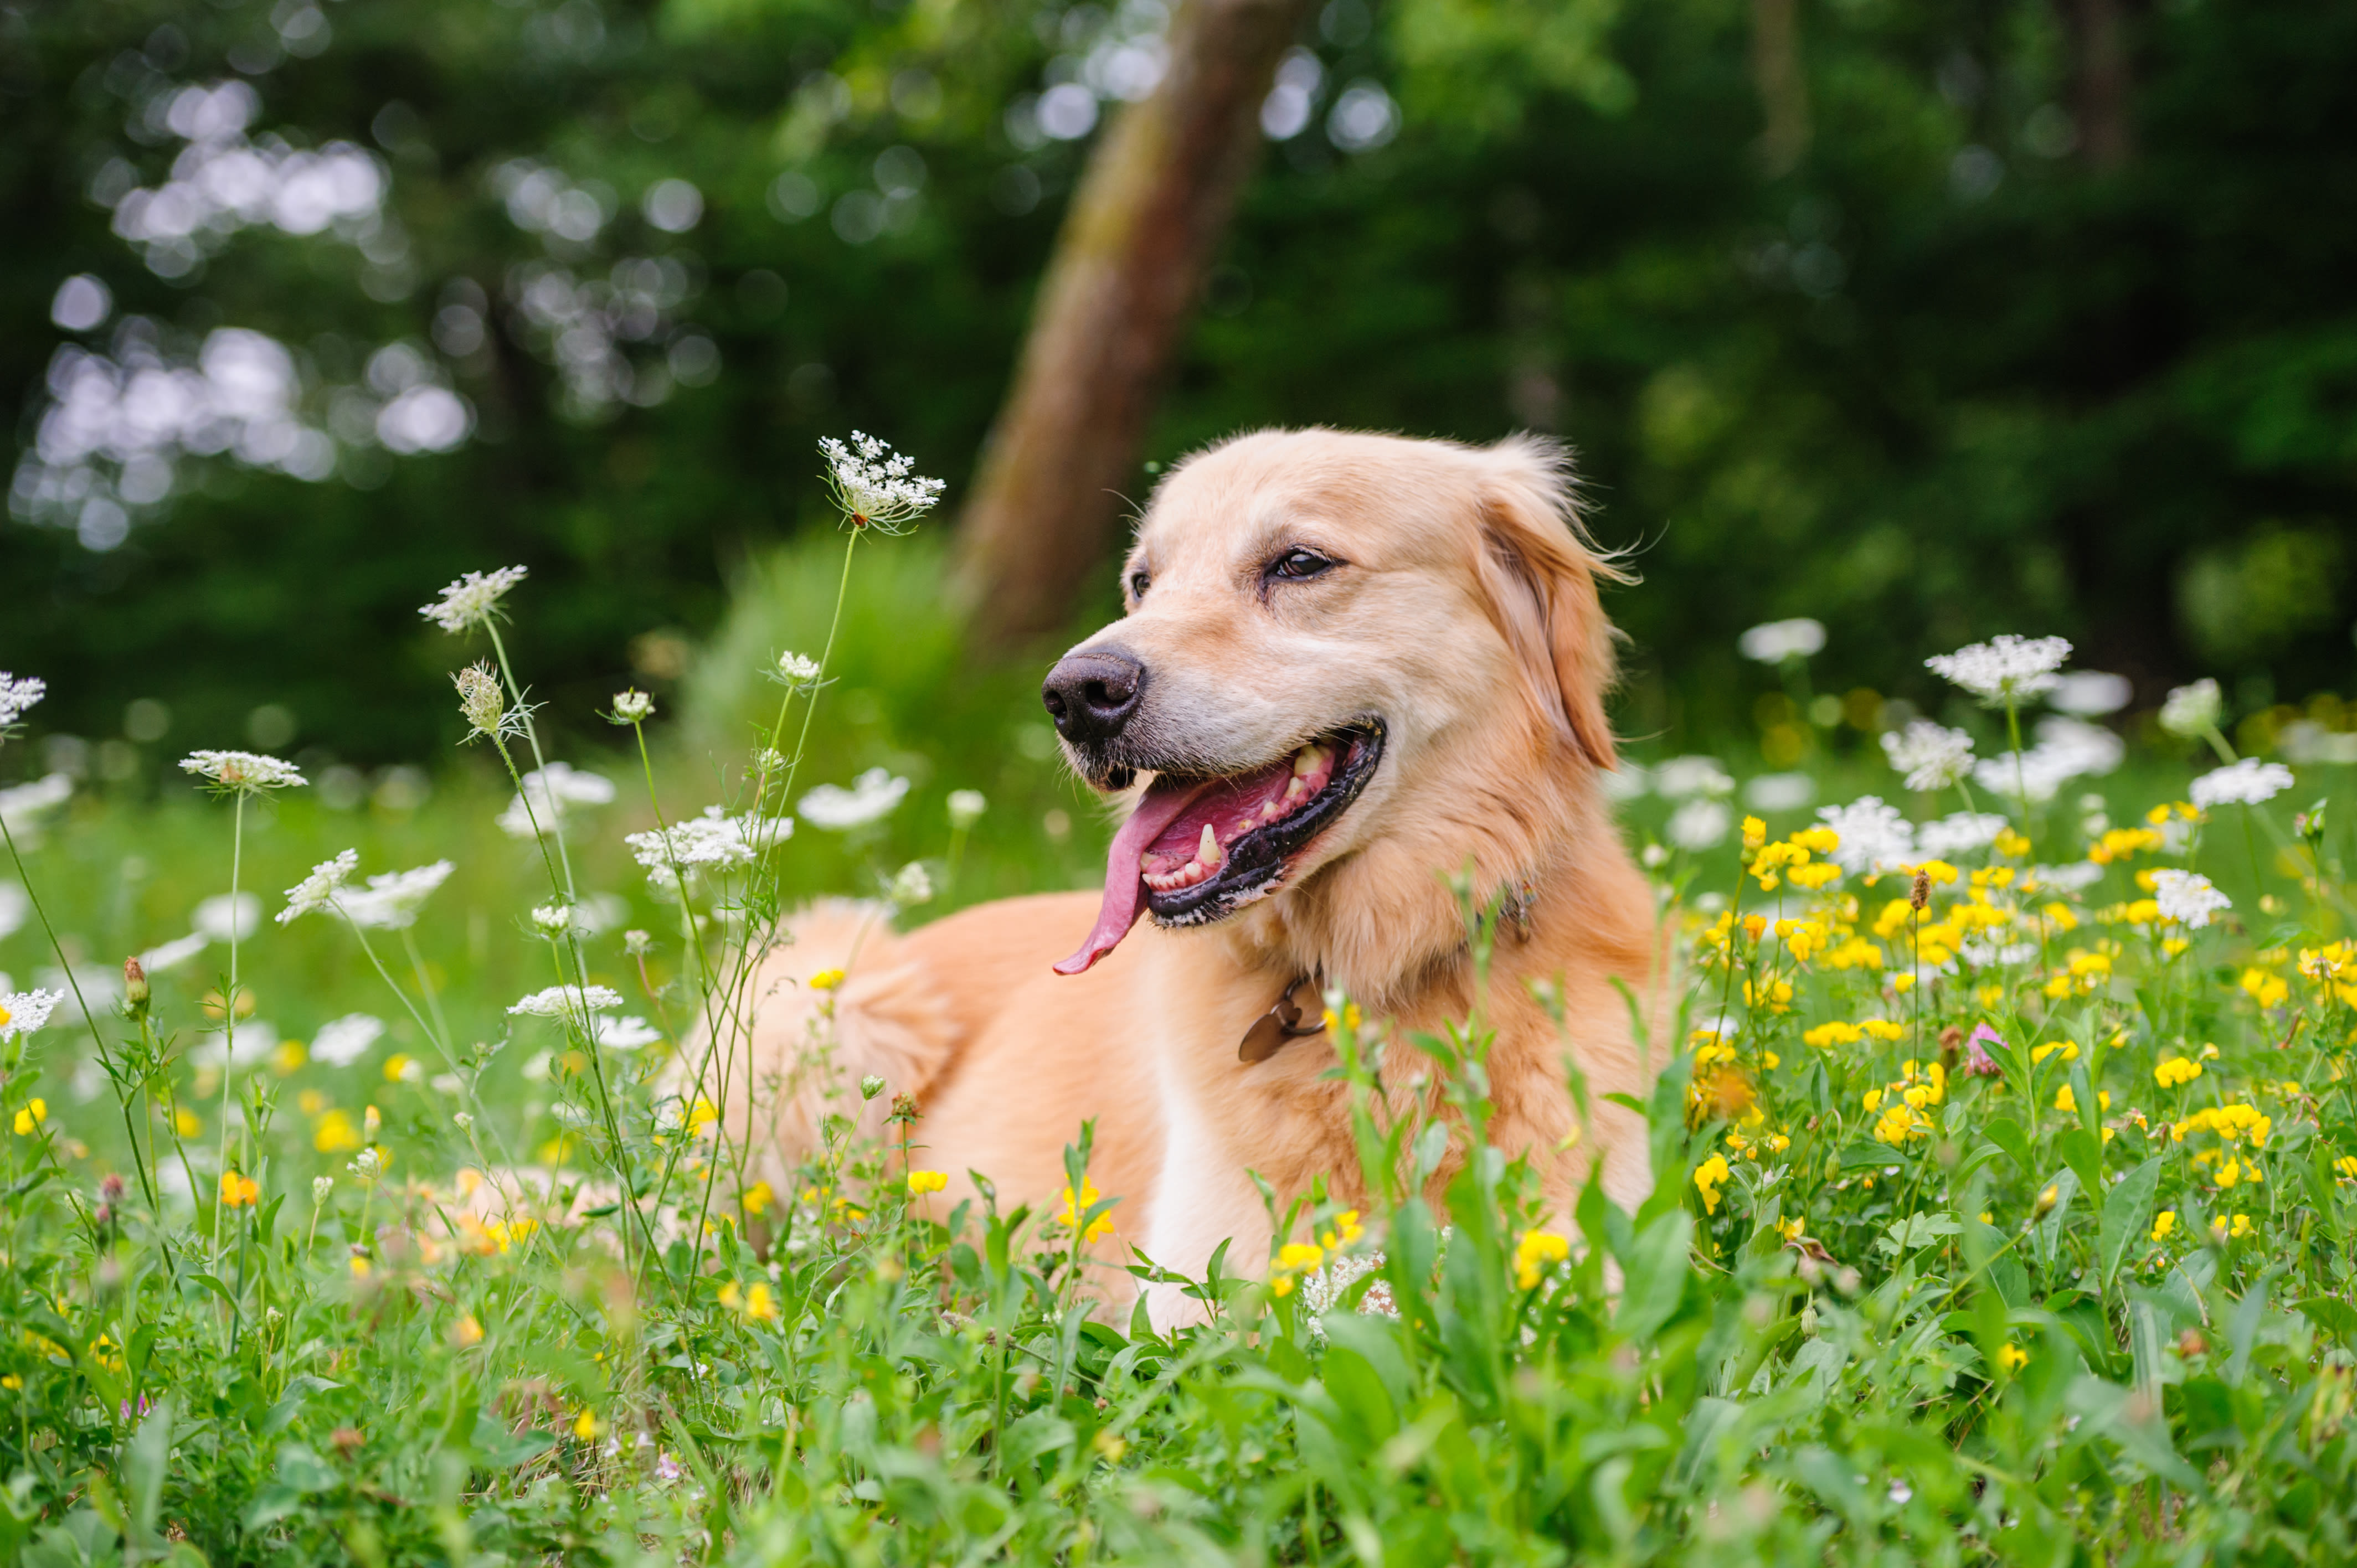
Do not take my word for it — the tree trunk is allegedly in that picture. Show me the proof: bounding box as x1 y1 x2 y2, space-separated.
1750 0 1811 176
2067 0 2138 170
950 0 1315 652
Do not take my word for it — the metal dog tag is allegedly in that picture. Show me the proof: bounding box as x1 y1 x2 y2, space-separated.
1239 975 1325 1063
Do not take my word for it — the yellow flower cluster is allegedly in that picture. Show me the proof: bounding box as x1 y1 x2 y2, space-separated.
1802 1018 1905 1049
218 1170 261 1208
1747 824 1843 893
2153 1055 2203 1089
719 1280 779 1322
1864 1060 1946 1146
1694 1153 1732 1213
1058 1178 1115 1243
1269 1241 1326 1298
1513 1229 1571 1290
906 1169 949 1197
2170 1102 2272 1146
2087 826 2163 865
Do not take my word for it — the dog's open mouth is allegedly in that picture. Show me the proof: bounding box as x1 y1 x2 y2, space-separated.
1054 720 1385 974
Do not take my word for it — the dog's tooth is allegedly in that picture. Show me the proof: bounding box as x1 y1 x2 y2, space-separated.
1284 776 1306 803
1198 823 1222 867
1293 745 1326 777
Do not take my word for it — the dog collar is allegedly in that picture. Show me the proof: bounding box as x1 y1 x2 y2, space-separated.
1238 974 1325 1063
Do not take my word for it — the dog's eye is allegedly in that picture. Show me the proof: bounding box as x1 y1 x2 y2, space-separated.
1128 570 1151 601
1267 549 1335 582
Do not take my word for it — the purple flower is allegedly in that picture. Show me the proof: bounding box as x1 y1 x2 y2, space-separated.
1963 1023 2004 1079
655 1452 685 1483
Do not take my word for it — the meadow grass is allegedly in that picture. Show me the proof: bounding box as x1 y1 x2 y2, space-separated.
3 513 2357 1565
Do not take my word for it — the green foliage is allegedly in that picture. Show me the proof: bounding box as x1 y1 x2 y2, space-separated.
4 532 2357 1564
9 0 2357 761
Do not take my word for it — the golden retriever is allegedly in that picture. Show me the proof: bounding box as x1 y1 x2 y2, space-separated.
716 428 1663 1323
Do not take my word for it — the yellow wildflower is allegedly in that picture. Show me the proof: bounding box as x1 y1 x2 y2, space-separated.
808 968 845 992
1513 1229 1571 1290
218 1170 260 1208
1861 1019 1905 1043
905 1169 949 1196
2154 1056 2202 1089
12 1099 45 1136
2150 1210 2176 1242
1996 1343 2028 1374
1059 1179 1115 1242
1694 1153 1732 1214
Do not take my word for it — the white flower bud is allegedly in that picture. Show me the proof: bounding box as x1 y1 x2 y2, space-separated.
611 688 655 724
530 903 575 936
312 1175 333 1205
623 929 653 956
947 790 987 829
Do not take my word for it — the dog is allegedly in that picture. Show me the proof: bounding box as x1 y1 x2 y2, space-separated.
714 429 1664 1324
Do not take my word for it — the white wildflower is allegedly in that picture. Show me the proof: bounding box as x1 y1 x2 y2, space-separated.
308 1013 386 1067
1743 772 1815 812
453 1111 474 1130
349 1148 383 1181
610 688 655 724
590 1015 662 1050
276 849 359 925
947 789 988 829
1974 716 2123 802
1915 812 2010 858
496 762 616 838
622 929 653 956
1816 797 1916 875
419 565 529 633
2278 721 2357 766
888 862 934 906
2049 670 2132 716
1924 635 2072 705
2027 862 2104 893
1599 764 1651 801
312 1175 333 1205
2189 757 2294 810
2151 868 2231 929
179 750 306 793
508 984 627 1018
1653 756 1735 800
1880 721 1975 792
2158 678 2222 739
339 861 455 930
799 768 910 831
193 893 261 942
774 651 822 685
0 774 74 843
624 806 791 875
818 431 945 533
1663 799 1731 852
529 903 576 937
0 674 45 744
1958 938 2039 968
0 988 65 1043
1737 618 1826 663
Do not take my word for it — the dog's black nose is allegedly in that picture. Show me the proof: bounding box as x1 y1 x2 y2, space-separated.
1042 649 1145 744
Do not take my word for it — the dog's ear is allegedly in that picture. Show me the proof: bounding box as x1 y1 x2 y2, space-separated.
1471 435 1623 770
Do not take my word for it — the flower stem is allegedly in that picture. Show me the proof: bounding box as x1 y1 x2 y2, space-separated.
2005 699 2035 865
210 792 245 1270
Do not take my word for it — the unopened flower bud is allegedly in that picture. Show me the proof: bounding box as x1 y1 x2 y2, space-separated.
610 689 655 724
2032 1183 2059 1220
362 1105 382 1143
454 662 506 739
530 903 574 936
859 1074 886 1101
947 790 987 830
312 1175 333 1204
777 651 821 684
1910 870 1930 911
122 957 149 1011
888 862 934 907
623 929 653 956
454 1111 475 1131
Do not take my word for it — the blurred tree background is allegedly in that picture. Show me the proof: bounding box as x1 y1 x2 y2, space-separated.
4 0 2355 767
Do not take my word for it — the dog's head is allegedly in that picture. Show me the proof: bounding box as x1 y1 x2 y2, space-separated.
1046 429 1627 989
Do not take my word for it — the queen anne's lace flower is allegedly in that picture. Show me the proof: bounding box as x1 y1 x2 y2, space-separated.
2189 758 2294 810
590 1015 662 1049
1654 756 1735 800
277 849 359 925
1880 721 1975 792
774 651 822 685
1915 812 2009 858
338 861 455 930
1925 635 2072 704
625 806 792 875
419 565 528 633
179 750 306 793
497 763 615 838
0 988 65 1042
0 673 45 736
948 790 987 829
1816 796 1916 875
0 775 74 843
1663 798 1731 851
310 1013 387 1067
2159 678 2222 739
819 432 944 533
799 768 910 831
2049 670 2132 716
508 984 626 1018
2152 868 2231 929
1737 618 1825 663
1974 717 2123 802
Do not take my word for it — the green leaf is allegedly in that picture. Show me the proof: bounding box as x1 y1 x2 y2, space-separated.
2057 1128 2103 1208
1838 1141 1904 1171
1614 1209 1691 1342
2098 1157 2162 1293
275 1442 338 1494
2296 1296 2357 1347
1982 1118 2034 1180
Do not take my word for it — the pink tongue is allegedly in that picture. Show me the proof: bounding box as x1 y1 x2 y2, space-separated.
1054 777 1214 975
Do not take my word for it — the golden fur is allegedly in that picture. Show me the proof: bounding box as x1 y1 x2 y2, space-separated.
710 429 1665 1324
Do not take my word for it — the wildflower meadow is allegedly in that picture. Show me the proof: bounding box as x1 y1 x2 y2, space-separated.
4 440 2357 1566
